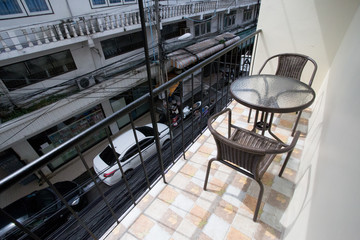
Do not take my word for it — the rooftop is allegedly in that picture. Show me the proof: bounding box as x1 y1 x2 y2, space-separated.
102 100 310 240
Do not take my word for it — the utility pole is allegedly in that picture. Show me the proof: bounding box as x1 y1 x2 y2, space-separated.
154 0 166 86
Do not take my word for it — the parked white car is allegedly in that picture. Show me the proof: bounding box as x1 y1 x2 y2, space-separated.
93 123 170 186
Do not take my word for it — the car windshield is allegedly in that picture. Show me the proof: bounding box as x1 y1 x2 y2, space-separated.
100 146 120 165
0 189 57 231
135 126 154 137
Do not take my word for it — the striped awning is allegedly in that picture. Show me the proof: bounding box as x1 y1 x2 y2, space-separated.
168 32 240 69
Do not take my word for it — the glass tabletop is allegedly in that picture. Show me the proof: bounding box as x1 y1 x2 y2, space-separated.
230 75 316 113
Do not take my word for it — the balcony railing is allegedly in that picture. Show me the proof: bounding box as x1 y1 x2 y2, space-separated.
0 0 258 55
0 29 261 239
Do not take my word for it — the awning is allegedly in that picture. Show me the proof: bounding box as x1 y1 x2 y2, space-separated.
168 32 240 69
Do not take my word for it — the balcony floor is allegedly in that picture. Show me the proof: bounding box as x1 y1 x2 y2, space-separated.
103 101 310 240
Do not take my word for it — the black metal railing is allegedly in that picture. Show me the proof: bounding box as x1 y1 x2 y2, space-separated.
0 29 261 239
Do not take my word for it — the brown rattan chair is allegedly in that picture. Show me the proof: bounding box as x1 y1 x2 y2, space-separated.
204 108 300 221
248 53 318 136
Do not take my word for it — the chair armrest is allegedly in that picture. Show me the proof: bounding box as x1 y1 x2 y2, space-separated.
267 131 300 154
208 108 232 138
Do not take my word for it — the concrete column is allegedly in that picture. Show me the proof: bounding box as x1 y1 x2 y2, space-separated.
12 140 52 176
101 101 119 135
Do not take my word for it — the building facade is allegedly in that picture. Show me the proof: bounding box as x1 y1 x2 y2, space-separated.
0 0 259 182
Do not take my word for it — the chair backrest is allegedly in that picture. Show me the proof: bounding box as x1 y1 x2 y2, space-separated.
258 53 318 86
207 109 284 179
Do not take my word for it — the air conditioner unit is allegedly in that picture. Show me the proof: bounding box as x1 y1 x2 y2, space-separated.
180 27 190 35
77 76 95 90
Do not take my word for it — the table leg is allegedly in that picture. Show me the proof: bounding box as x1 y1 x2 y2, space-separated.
261 112 268 135
268 113 284 143
252 110 259 132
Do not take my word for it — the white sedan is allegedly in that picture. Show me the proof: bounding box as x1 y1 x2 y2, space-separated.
93 123 170 186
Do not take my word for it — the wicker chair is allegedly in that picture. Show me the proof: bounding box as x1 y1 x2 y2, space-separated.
248 53 318 136
204 108 300 221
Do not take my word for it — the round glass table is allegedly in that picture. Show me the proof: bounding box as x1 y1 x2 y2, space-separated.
230 75 316 139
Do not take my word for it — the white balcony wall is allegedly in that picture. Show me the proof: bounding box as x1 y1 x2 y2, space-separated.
254 0 360 239
0 0 138 30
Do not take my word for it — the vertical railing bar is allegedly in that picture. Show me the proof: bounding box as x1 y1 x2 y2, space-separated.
216 57 220 112
105 128 136 204
229 48 234 83
164 88 176 164
208 63 212 113
225 50 233 104
0 208 41 240
251 34 259 75
247 39 251 76
128 113 151 189
191 73 195 142
200 67 204 128
37 170 98 240
75 145 119 223
179 80 186 159
222 52 228 108
234 44 239 78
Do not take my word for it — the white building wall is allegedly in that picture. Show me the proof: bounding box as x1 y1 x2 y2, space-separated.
0 0 139 30
254 0 360 239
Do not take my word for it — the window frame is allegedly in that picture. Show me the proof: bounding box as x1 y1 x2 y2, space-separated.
0 50 77 91
161 21 187 40
194 15 212 37
90 0 137 8
0 0 53 19
22 0 52 16
223 10 237 29
123 0 136 4
0 0 27 19
101 31 144 60
243 9 253 22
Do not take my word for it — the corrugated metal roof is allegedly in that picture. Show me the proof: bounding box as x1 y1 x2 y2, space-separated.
167 32 240 69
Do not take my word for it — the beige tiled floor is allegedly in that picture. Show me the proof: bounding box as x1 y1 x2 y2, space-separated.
104 101 310 240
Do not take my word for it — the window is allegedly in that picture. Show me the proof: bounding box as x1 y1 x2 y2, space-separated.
0 50 77 91
243 9 253 22
194 15 212 37
110 82 151 129
0 0 52 18
91 0 136 8
223 10 236 28
161 21 187 40
24 0 49 12
28 105 107 171
100 146 119 165
0 0 23 15
101 32 144 59
122 138 153 162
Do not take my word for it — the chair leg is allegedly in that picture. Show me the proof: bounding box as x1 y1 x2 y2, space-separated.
253 179 264 222
292 110 302 136
204 158 216 190
279 149 294 177
247 108 252 123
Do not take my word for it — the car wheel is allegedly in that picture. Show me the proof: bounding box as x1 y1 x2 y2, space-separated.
124 169 134 180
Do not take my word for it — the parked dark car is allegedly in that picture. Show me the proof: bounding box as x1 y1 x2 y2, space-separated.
0 181 87 240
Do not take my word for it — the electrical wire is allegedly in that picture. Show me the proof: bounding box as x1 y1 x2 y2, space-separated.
0 100 62 146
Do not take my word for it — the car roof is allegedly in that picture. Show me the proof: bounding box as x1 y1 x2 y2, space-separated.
111 129 146 155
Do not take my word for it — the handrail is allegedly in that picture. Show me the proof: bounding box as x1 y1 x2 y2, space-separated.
0 29 261 193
